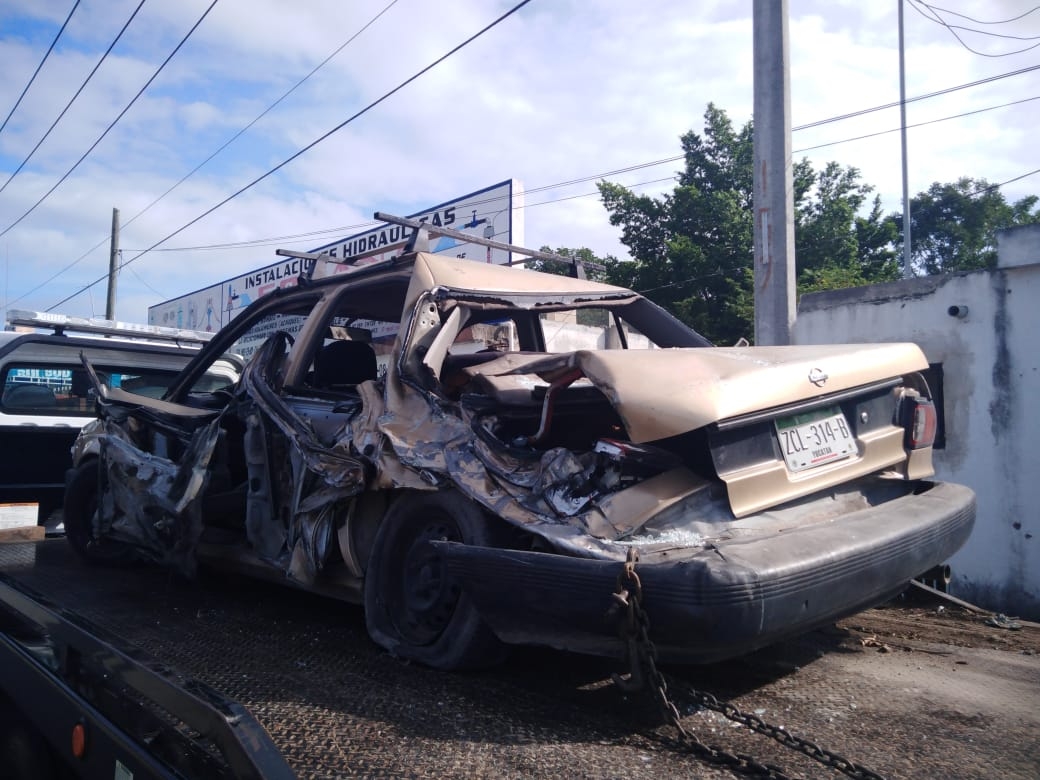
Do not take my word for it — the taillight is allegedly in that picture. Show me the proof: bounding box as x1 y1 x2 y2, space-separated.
904 397 937 449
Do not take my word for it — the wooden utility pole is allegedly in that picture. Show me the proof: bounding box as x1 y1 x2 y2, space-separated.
106 207 119 320
752 0 795 346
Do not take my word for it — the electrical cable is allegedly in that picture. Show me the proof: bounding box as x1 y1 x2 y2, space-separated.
919 3 1040 25
116 0 402 240
9 10 1035 309
44 0 535 311
16 81 1031 293
908 0 1040 56
970 168 1040 195
12 43 1035 291
793 94 1040 154
0 1 81 137
2 0 401 306
912 0 1040 39
0 0 220 240
118 91 1037 256
0 0 147 195
794 62 1040 130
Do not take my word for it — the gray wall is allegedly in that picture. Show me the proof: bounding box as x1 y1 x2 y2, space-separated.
793 224 1040 618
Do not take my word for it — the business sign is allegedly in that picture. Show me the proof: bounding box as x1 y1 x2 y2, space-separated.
147 180 524 337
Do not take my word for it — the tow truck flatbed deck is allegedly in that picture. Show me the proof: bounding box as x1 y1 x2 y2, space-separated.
2 539 1038 779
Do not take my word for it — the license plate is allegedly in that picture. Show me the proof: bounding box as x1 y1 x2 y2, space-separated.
774 407 857 473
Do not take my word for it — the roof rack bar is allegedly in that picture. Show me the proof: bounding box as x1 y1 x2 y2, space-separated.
276 238 409 282
374 211 572 267
279 212 604 283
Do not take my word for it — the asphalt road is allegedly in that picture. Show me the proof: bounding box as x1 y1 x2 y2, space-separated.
2 539 1038 779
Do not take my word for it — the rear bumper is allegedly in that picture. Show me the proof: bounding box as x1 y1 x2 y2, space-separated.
435 480 976 663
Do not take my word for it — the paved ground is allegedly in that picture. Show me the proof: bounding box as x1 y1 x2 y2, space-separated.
2 540 1038 779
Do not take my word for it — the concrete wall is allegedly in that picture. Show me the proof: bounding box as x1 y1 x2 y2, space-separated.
793 224 1040 619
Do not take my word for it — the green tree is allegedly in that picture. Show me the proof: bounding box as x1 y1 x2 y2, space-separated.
529 246 612 281
598 104 894 344
894 178 1040 275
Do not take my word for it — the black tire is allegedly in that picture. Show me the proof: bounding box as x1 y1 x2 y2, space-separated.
363 491 507 671
64 461 139 566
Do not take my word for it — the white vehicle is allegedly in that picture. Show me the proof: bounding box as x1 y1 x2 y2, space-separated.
0 310 241 525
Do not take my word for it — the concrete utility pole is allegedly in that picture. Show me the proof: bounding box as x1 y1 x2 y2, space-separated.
752 0 796 346
898 0 913 278
106 207 119 320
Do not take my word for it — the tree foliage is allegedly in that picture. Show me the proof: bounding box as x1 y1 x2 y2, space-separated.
529 246 612 282
597 104 896 344
894 178 1040 275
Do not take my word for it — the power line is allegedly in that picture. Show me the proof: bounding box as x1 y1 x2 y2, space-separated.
794 62 1040 130
0 0 220 240
793 95 1040 154
2 0 401 307
17 47 1037 297
116 0 402 242
0 0 81 137
912 1 1040 38
909 0 1040 57
971 168 1040 196
118 92 1040 255
16 27 1037 309
45 0 535 312
0 0 147 195
919 3 1040 25
120 176 681 254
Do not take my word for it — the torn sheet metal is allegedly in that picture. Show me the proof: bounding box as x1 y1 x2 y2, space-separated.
97 417 221 576
463 344 928 444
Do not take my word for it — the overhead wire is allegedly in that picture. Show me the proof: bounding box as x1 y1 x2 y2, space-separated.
9 30 1035 270
0 0 147 195
45 0 535 311
116 0 402 241
9 6 1036 309
0 0 81 137
970 168 1040 195
17 80 1036 309
792 94 1040 154
908 0 1040 56
0 0 220 240
793 62 1040 130
919 3 1039 25
912 1 1040 39
115 91 1038 256
2 0 402 306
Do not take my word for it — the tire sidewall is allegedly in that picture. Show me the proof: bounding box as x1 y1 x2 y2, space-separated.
363 490 504 670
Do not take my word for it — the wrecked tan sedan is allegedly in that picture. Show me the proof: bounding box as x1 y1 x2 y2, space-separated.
65 251 975 670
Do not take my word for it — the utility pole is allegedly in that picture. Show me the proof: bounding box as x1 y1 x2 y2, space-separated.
752 0 795 346
898 0 913 278
106 207 119 320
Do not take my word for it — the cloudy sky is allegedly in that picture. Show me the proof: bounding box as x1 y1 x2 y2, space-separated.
0 0 1036 323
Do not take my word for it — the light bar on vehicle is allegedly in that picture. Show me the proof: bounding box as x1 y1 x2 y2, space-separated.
4 309 214 345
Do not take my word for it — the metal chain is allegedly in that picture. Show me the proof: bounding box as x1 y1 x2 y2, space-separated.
611 549 887 780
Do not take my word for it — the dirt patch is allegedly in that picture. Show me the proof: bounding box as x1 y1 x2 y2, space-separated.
837 588 1040 657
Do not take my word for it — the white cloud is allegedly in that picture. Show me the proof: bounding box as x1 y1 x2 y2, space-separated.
0 0 1036 321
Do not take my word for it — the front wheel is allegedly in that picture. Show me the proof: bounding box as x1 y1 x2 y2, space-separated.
64 461 139 566
363 491 506 671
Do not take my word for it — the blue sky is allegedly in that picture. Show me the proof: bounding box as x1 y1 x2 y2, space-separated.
0 0 1036 322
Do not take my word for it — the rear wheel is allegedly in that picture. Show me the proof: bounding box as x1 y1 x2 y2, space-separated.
363 491 506 670
64 461 138 566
